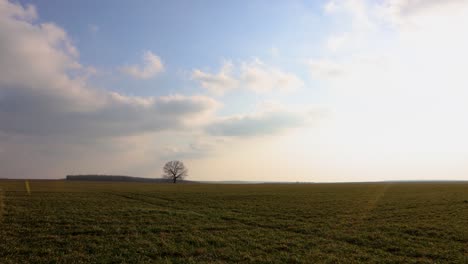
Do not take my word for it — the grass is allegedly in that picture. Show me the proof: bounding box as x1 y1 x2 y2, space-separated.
0 180 467 263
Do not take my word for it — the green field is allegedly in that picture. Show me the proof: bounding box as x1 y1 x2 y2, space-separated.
0 180 467 263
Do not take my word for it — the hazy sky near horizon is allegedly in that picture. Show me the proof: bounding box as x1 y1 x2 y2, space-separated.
1 0 468 182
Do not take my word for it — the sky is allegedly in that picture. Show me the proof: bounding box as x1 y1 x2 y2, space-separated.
1 0 468 182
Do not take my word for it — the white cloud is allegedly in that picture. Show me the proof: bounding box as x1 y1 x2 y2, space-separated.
191 61 238 95
322 0 380 53
161 138 223 160
308 59 347 80
0 1 97 113
325 33 350 52
325 0 468 30
120 51 165 80
192 58 304 95
324 1 338 13
240 59 303 93
0 0 36 21
383 0 467 24
205 104 320 137
308 56 389 81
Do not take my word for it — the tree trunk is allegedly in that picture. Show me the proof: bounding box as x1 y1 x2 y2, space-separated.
173 177 177 184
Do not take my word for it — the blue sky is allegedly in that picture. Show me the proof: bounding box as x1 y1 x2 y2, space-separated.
22 0 327 100
26 1 326 64
28 0 333 121
2 0 468 181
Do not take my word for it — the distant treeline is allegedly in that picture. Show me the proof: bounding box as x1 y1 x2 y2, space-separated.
66 175 171 183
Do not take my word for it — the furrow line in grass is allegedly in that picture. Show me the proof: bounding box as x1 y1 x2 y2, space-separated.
135 192 175 203
104 192 169 209
215 213 424 260
127 192 179 206
124 192 213 217
215 214 389 257
105 192 206 217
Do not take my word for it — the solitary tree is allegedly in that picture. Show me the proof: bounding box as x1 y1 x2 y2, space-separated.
163 160 188 183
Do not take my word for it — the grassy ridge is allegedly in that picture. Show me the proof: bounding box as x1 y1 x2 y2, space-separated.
0 180 467 263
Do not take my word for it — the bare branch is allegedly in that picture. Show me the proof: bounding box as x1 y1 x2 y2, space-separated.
162 160 188 183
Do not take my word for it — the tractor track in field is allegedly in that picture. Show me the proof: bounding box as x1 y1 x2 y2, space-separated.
104 192 206 217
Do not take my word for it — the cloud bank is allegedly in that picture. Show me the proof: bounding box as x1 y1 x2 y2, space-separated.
0 0 218 139
0 0 315 179
0 0 223 178
206 107 316 137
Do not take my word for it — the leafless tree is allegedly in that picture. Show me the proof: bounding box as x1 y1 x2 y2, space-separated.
163 160 188 183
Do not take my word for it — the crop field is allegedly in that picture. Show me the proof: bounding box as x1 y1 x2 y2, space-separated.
0 180 467 263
